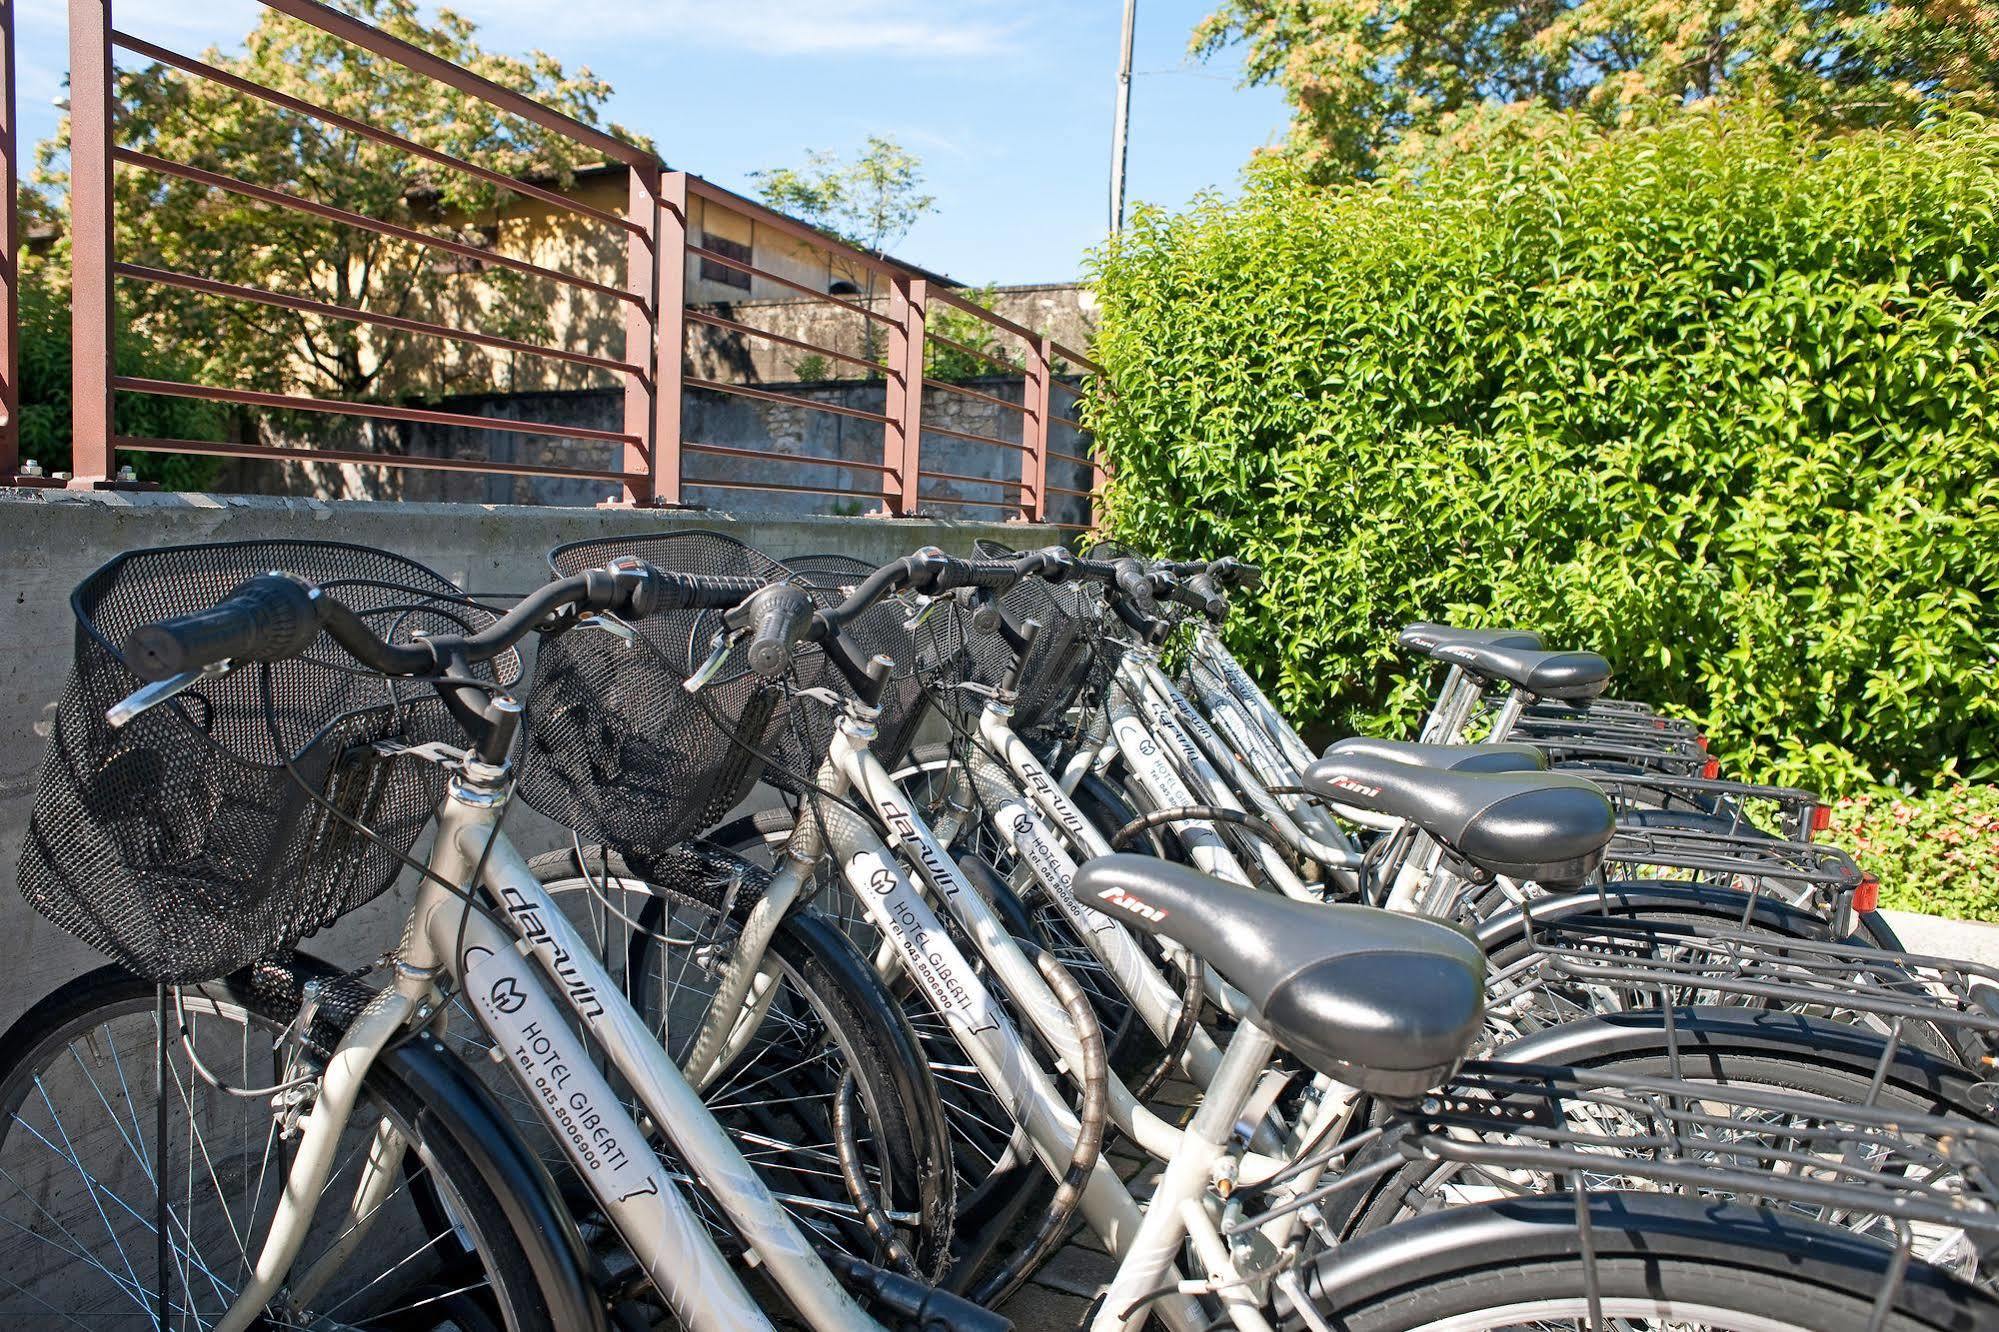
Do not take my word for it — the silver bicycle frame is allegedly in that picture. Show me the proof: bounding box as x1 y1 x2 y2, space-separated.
216 767 879 1332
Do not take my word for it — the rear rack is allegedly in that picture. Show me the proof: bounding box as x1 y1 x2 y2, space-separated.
1501 915 1999 1068
1602 823 1861 895
1231 1059 1999 1255
1586 770 1826 840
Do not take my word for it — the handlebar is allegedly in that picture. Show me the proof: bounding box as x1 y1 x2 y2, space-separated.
1156 555 1261 591
121 559 764 684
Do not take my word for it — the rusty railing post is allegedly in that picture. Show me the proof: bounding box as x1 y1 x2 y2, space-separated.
653 170 687 506
68 0 116 487
1017 335 1051 523
615 165 660 506
882 275 925 515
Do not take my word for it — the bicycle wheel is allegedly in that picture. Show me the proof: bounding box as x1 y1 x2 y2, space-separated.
512 843 957 1280
1303 1195 1998 1331
0 963 558 1331
891 742 1154 1073
1335 1026 1990 1284
700 808 1037 1227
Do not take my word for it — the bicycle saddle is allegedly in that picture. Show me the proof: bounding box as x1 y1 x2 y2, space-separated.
1399 622 1544 654
1324 736 1547 775
1426 642 1611 702
1072 856 1483 1099
1304 753 1614 886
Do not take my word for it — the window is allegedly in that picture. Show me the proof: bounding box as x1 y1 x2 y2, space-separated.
699 232 753 291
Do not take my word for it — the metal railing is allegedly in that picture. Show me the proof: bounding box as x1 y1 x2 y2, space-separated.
40 0 1106 526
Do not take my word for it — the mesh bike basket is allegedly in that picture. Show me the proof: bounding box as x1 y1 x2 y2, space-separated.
19 540 516 983
972 539 1102 732
781 553 938 772
518 531 815 861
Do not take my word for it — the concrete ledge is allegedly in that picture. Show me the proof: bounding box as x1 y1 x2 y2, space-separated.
0 490 1060 1018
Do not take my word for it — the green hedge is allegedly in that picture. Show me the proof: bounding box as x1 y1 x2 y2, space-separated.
1089 106 1999 795
1823 784 1999 922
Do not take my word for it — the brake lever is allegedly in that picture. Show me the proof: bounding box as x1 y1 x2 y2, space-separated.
682 630 738 694
901 593 945 633
107 661 233 728
577 611 638 646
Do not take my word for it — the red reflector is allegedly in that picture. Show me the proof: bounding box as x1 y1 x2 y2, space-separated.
1696 734 1709 751
1701 757 1720 779
1811 805 1832 833
1853 875 1880 913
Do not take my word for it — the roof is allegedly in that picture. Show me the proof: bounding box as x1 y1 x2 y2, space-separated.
538 162 962 288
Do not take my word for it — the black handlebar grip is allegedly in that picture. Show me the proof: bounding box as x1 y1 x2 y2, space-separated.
1110 595 1169 646
1177 573 1229 621
1113 560 1158 613
124 573 321 682
729 583 817 679
1212 557 1262 591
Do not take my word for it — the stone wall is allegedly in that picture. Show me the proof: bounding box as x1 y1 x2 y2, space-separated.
238 375 1098 524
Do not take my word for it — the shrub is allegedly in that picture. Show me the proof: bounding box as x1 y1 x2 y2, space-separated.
1823 784 1999 922
1088 105 1999 794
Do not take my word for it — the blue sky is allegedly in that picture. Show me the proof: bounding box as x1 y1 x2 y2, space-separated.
14 1 1287 284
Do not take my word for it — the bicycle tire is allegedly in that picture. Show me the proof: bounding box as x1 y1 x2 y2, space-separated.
0 963 561 1332
1295 1194 1998 1331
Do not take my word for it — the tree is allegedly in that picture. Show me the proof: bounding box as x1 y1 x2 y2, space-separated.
750 136 937 260
36 0 646 405
1194 0 1999 179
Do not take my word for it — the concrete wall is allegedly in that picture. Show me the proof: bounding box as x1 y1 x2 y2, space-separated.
0 490 1061 1025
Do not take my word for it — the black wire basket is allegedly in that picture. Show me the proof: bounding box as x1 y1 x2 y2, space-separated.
517 531 807 867
971 538 1104 735
778 553 937 773
19 540 514 983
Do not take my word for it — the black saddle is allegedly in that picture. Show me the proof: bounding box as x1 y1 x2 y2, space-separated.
1399 622 1544 654
1304 753 1614 886
1426 642 1611 702
1072 856 1483 1099
1325 736 1547 775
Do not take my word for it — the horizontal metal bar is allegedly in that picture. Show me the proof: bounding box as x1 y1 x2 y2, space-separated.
917 492 1021 510
258 0 654 170
1045 483 1097 497
116 376 644 446
1049 377 1085 398
113 150 636 305
1049 342 1103 375
115 435 637 485
682 439 893 475
1047 449 1093 465
685 175 908 280
684 376 892 424
112 32 647 237
924 377 1028 415
115 262 643 378
684 308 890 376
1049 415 1085 431
686 473 883 500
920 422 1027 451
924 285 1040 344
687 246 899 327
923 328 1017 375
920 468 1023 489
